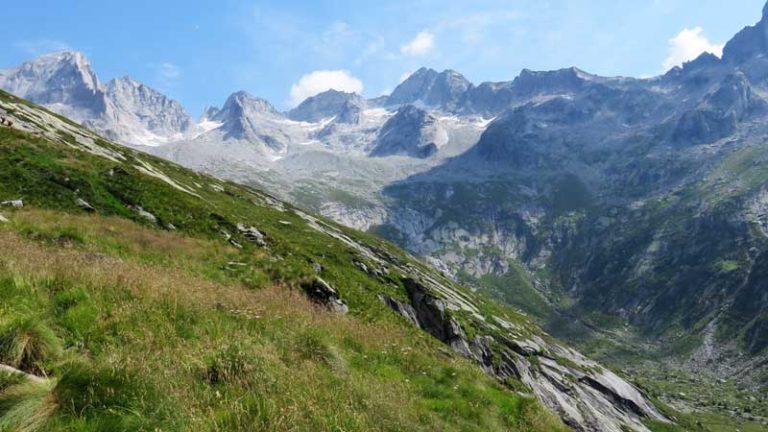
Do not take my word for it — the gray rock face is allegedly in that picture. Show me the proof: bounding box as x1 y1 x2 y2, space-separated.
103 76 192 139
369 105 446 158
388 68 472 111
460 81 517 116
335 99 364 124
511 67 594 97
288 90 364 123
671 73 766 145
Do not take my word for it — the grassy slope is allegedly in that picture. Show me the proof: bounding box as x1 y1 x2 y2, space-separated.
0 90 568 431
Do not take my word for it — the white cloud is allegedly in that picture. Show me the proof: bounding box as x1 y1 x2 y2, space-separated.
399 71 413 83
663 27 724 71
289 70 364 106
401 31 435 57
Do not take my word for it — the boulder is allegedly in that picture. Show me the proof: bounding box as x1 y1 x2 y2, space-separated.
75 198 95 212
236 223 266 247
131 206 157 223
300 278 349 314
1 200 23 208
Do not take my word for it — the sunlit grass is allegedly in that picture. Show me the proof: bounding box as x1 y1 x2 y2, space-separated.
0 212 567 431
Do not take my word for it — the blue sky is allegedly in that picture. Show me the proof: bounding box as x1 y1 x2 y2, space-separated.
0 0 764 115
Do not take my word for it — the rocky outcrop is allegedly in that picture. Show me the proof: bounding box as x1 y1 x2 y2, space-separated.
131 206 157 223
1 199 23 208
300 277 349 313
211 91 285 146
380 276 670 432
75 198 95 212
369 105 446 158
0 51 106 121
236 223 267 247
101 76 193 143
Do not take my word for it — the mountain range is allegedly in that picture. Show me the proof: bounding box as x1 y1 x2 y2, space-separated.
0 82 683 431
3 2 768 429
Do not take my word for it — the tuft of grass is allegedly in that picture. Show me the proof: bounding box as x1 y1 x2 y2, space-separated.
205 342 261 387
0 378 57 432
51 361 178 431
0 318 62 375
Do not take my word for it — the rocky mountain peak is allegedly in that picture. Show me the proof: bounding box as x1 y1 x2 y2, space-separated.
208 91 289 149
682 52 722 72
722 1 768 64
512 67 594 96
388 68 472 111
214 91 279 122
0 50 106 118
199 105 220 122
288 89 364 123
22 51 100 90
0 52 194 146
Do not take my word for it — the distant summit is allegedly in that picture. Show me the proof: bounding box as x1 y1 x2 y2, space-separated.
722 0 768 64
288 89 365 123
387 68 472 111
0 51 191 146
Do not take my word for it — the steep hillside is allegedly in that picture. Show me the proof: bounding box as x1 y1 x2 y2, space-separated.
0 90 690 431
